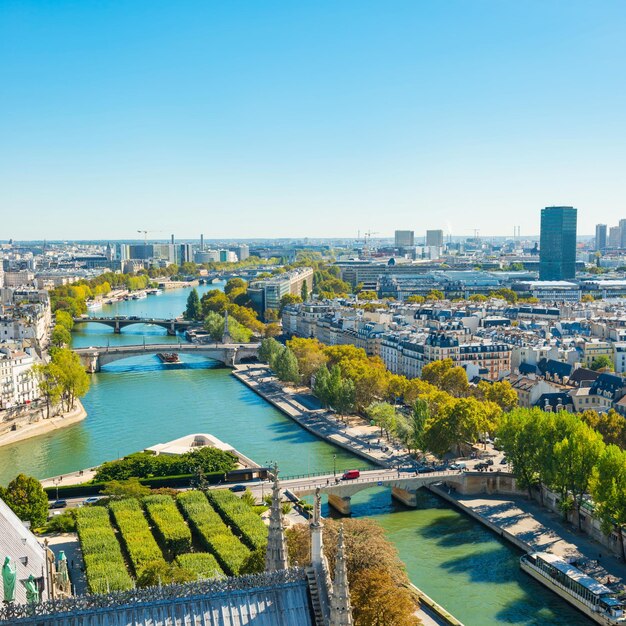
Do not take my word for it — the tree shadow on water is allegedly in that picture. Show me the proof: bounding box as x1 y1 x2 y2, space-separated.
417 514 495 548
495 595 591 625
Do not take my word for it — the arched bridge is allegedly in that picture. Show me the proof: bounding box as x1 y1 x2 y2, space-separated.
275 467 467 515
73 342 260 372
73 317 194 335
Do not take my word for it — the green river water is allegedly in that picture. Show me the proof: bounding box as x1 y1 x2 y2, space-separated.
0 284 590 625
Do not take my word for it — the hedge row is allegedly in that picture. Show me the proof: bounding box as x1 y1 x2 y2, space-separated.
109 499 165 577
176 553 222 580
176 490 250 575
44 471 226 499
75 507 133 594
143 495 192 556
206 490 268 551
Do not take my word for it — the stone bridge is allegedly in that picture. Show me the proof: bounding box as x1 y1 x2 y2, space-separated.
73 342 260 372
73 317 194 335
278 468 468 515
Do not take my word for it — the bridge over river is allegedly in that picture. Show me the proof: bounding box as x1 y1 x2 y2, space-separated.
73 316 194 335
250 467 470 515
73 342 260 372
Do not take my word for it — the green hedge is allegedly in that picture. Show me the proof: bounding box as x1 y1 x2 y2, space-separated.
176 490 250 575
109 499 165 577
143 495 192 556
206 490 268 551
44 471 225 499
76 507 133 594
176 553 222 580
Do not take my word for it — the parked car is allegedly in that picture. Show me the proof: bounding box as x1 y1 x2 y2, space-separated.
50 500 68 509
341 470 360 480
475 462 489 470
228 484 246 492
500 457 508 465
84 497 101 505
450 462 467 470
486 459 494 466
417 467 435 474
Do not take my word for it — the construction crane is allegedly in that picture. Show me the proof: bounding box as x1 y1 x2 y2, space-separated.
136 229 163 245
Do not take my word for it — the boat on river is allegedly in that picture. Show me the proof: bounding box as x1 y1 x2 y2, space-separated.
520 552 626 624
132 291 147 299
146 288 162 295
86 300 102 310
156 352 181 364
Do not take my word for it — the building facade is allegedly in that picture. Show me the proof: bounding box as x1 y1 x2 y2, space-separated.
539 206 577 280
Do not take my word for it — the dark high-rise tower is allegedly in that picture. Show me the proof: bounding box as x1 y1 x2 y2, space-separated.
595 224 607 251
539 206 577 280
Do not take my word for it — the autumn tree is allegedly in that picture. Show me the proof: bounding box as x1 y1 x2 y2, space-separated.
474 380 518 411
50 348 90 411
421 359 469 397
287 337 328 385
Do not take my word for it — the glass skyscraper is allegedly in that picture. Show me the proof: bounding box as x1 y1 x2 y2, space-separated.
539 206 577 280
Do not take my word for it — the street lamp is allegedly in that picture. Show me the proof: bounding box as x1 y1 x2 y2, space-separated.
333 454 337 478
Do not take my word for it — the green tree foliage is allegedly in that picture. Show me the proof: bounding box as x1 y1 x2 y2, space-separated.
258 337 282 364
580 409 626 448
100 478 152 500
366 402 398 439
94 448 236 482
33 362 63 418
183 288 202 321
0 474 49 527
286 337 328 385
405 295 425 303
473 380 518 411
488 288 518 303
426 289 444 301
590 355 614 371
224 278 247 296
357 290 378 301
203 311 252 343
397 399 428 455
136 561 196 587
468 294 487 302
272 346 300 384
300 281 309 302
49 348 90 411
54 310 74 331
50 324 71 348
279 293 302 313
591 445 626 559
421 359 470 397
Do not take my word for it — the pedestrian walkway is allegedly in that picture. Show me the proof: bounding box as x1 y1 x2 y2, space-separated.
46 534 88 596
233 364 414 468
439 490 626 595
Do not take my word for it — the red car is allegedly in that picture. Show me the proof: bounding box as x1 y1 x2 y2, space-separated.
341 470 360 480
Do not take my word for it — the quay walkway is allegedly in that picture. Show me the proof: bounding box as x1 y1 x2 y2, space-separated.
233 364 414 468
432 488 626 598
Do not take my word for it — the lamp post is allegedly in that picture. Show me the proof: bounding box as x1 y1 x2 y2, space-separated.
333 454 337 478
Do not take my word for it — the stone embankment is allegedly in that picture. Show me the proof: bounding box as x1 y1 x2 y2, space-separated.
0 400 87 448
232 364 413 469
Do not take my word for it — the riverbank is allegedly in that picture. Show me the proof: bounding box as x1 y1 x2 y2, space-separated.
0 400 87 449
233 364 413 469
431 485 626 597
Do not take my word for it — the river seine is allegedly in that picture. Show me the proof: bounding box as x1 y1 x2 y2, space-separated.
0 283 589 625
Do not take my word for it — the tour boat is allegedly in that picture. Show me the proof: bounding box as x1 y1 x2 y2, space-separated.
147 288 163 295
132 291 148 300
520 552 625 624
156 352 181 364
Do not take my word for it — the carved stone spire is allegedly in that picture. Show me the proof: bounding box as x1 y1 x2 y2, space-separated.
310 488 324 566
329 525 353 626
265 466 288 572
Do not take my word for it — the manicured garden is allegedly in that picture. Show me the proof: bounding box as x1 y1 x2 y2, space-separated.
75 490 265 592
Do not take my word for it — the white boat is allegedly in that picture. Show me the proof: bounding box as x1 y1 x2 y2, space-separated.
132 291 148 300
86 300 102 310
520 552 626 624
147 288 163 295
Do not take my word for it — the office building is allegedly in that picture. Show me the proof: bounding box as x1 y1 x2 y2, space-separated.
595 224 607 251
394 230 414 248
539 206 577 280
609 226 622 248
235 244 250 261
426 229 444 247
620 220 626 248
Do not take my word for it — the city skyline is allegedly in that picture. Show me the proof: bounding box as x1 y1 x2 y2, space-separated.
2 1 626 239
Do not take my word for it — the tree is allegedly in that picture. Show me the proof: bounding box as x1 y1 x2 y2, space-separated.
405 295 425 304
581 294 594 303
496 408 545 498
279 293 302 313
468 294 487 302
426 289 444 301
33 363 63 418
286 337 328 385
264 323 282 338
0 474 48 527
357 290 378 301
590 355 614 371
258 337 282 364
366 402 398 439
474 380 518 411
300 281 308 302
273 346 300 384
422 359 469 397
203 311 252 342
224 278 247 296
184 288 202 321
136 561 195 587
50 324 71 348
51 349 90 411
351 568 420 626
404 399 428 454
101 478 151 500
489 288 518 303
334 377 356 415
313 364 332 406
55 310 74 331
591 445 626 560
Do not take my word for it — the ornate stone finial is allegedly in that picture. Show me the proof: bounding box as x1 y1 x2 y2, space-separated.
329 524 353 626
265 465 288 572
310 487 324 566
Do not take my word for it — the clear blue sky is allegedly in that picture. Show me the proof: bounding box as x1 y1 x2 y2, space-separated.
2 1 626 240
